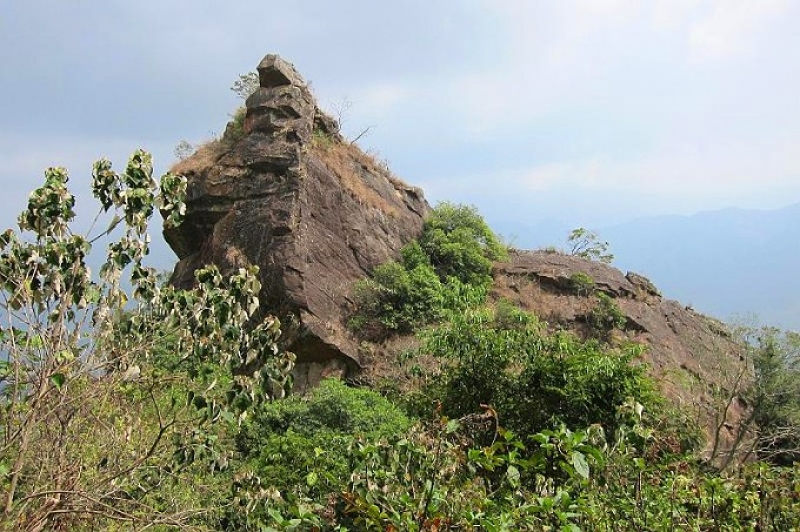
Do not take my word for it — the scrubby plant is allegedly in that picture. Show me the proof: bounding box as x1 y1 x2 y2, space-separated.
420 306 655 443
568 227 613 263
420 202 507 286
222 105 247 143
0 151 293 530
349 259 445 338
349 203 504 338
569 271 596 296
586 291 627 342
228 379 411 528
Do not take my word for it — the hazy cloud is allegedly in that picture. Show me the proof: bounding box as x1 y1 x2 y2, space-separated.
1 1 798 236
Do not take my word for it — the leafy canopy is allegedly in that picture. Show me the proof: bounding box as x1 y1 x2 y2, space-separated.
350 202 505 338
0 150 294 530
568 227 614 263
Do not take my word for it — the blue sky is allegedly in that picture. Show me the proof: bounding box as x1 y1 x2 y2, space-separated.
2 1 799 262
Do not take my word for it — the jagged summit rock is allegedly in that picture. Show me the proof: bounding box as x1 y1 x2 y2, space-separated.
165 54 430 386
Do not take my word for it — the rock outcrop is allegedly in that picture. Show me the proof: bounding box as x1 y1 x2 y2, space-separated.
492 250 748 461
165 54 751 461
165 54 429 385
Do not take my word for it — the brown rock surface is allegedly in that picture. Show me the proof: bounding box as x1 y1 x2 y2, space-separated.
492 250 749 461
164 54 430 380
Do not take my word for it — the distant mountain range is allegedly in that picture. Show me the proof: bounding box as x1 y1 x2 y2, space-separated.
501 202 799 331
603 202 800 331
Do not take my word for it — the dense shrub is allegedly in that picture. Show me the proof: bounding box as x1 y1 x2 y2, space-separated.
569 271 596 296
350 259 445 336
586 291 627 342
420 201 506 286
422 306 656 441
350 203 504 338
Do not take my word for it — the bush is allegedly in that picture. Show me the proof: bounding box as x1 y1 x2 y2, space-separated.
222 106 247 143
230 379 411 527
420 202 506 286
421 306 655 440
349 203 504 338
587 292 627 342
508 335 654 438
569 271 596 296
350 259 445 338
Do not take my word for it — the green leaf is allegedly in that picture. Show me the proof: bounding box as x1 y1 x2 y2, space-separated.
306 471 318 487
571 451 590 480
445 418 460 434
50 373 66 389
506 464 521 488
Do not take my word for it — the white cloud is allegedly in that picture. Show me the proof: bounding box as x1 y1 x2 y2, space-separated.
688 0 793 61
508 134 800 213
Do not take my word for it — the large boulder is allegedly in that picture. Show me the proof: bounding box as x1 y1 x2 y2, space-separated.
164 54 430 386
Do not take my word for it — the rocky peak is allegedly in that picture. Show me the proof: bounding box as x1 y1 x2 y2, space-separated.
165 54 430 386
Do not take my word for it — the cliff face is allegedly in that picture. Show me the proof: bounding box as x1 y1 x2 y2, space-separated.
164 54 429 385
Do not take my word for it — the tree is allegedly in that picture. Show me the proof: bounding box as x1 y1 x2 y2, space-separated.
745 327 800 464
0 150 294 530
420 202 507 286
567 228 613 263
231 71 259 101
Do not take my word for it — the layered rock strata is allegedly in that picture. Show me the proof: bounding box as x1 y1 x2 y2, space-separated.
165 54 429 385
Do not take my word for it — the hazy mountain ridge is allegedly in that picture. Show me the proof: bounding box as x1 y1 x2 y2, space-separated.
604 202 800 330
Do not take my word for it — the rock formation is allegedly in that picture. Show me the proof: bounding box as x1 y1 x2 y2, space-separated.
165 54 429 387
492 250 748 461
164 54 750 460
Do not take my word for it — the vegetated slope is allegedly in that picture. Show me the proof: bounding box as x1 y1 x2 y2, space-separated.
605 202 800 331
162 54 749 459
491 250 747 460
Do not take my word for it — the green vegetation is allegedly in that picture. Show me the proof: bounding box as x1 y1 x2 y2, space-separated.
222 106 248 143
568 227 614 263
569 271 596 296
0 152 294 530
419 202 507 286
231 71 260 100
421 306 655 440
349 202 502 338
587 291 628 342
749 327 800 463
3 156 800 530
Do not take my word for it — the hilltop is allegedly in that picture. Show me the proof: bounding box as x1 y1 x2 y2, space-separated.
166 54 748 460
5 53 800 531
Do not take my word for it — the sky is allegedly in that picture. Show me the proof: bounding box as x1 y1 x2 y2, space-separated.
2 1 800 263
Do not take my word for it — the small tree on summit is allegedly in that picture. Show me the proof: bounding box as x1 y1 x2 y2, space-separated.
231 71 260 100
567 227 614 263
